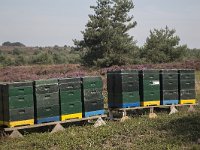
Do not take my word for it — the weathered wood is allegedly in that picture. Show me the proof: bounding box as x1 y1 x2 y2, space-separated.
111 104 198 111
4 115 107 132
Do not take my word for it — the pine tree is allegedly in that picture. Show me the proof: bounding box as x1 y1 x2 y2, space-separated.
141 26 187 63
74 0 137 67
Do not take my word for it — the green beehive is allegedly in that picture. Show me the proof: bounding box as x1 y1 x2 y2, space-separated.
81 76 103 89
139 70 160 106
107 72 115 103
0 84 3 125
81 76 104 117
160 70 179 105
59 78 83 121
34 79 60 124
0 82 34 127
178 69 196 104
107 70 140 108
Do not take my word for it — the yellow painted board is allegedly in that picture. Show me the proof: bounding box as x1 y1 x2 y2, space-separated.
141 100 160 107
180 99 196 105
61 113 82 121
4 119 34 128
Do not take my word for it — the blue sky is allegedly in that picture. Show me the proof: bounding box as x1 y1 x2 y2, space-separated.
0 0 199 48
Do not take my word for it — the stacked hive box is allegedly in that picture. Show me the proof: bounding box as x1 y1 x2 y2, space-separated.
81 76 104 117
34 79 60 124
160 70 179 105
0 82 34 127
59 78 82 121
178 70 196 104
0 84 4 126
140 70 160 106
107 70 140 108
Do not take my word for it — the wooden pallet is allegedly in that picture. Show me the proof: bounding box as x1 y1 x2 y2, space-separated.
0 115 107 138
108 104 198 121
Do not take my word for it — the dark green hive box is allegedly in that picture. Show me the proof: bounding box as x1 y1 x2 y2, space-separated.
60 89 81 103
59 77 81 84
83 99 104 112
114 81 139 92
3 95 34 109
179 90 196 100
59 78 81 91
160 69 178 80
82 89 103 101
0 85 3 123
179 80 195 90
107 72 115 105
34 92 59 107
3 107 34 122
36 105 60 118
81 76 103 89
61 101 82 115
34 79 58 94
160 79 178 91
114 91 140 104
2 82 33 97
141 80 160 91
141 90 160 102
161 90 178 100
140 70 160 80
113 70 139 82
178 69 195 80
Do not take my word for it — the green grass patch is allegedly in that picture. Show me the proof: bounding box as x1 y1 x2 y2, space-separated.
1 108 200 150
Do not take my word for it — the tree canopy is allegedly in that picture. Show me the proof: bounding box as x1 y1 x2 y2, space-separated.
74 0 137 67
141 26 187 63
2 41 25 47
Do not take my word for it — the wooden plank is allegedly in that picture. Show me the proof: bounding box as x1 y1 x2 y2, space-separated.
115 104 198 111
4 115 107 132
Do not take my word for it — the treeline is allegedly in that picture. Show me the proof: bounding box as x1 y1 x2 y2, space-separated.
0 46 81 67
0 44 199 67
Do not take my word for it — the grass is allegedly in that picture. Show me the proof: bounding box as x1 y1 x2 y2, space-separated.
1 108 200 150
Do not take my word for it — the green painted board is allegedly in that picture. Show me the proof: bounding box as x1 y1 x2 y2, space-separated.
82 89 103 101
34 79 58 86
114 91 140 103
81 76 103 89
60 90 81 103
2 86 33 97
179 80 195 90
59 82 81 91
35 92 59 107
61 101 82 115
141 80 160 91
36 105 60 118
141 90 160 101
4 107 34 122
179 90 196 99
35 84 59 94
3 95 34 109
161 79 178 90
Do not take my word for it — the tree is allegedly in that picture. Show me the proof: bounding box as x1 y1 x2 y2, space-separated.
2 41 25 47
74 0 137 67
141 26 187 63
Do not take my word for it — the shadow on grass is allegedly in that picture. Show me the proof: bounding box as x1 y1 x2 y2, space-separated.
158 112 200 143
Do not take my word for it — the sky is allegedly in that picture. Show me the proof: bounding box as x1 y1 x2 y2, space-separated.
0 0 200 48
